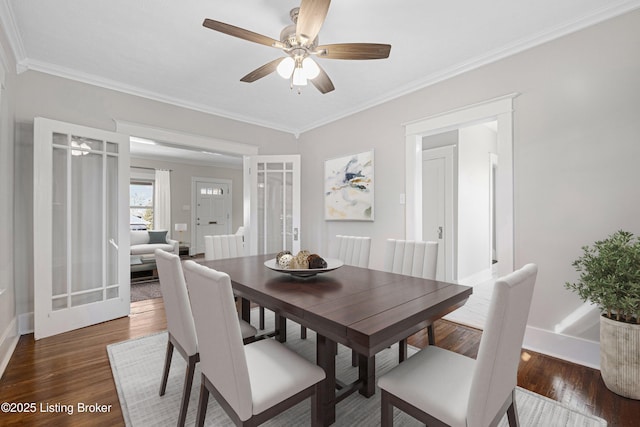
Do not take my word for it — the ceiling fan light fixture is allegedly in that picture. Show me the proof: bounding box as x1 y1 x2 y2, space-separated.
70 140 90 156
292 66 307 86
277 56 295 78
302 57 320 79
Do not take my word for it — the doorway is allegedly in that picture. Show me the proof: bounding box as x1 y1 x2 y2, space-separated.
405 94 516 279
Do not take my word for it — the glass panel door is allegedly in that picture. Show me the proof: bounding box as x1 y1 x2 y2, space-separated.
34 118 130 339
249 155 300 255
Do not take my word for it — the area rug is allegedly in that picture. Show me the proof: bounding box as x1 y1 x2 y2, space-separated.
108 311 607 427
130 280 163 302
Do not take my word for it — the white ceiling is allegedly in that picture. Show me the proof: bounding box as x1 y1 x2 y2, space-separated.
2 0 639 138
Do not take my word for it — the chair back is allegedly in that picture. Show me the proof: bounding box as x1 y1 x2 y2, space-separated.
467 264 538 427
204 234 244 261
335 235 372 268
154 249 198 356
183 260 253 421
383 239 438 279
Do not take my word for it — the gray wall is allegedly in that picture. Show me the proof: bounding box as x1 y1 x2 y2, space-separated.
297 10 640 351
0 31 16 374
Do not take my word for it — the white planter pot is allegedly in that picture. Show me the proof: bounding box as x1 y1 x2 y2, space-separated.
600 315 640 399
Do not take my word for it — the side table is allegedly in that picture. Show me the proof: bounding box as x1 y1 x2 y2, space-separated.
178 244 190 258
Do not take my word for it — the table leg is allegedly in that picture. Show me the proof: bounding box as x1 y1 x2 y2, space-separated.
358 353 376 397
275 315 287 343
240 298 250 322
316 334 337 426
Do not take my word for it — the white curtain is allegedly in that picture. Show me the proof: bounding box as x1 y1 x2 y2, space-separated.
154 169 171 234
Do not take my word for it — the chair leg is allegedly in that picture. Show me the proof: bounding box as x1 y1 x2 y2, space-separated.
195 376 210 427
381 390 394 427
259 306 265 330
506 389 520 427
427 324 436 345
159 339 174 396
311 384 321 427
177 354 198 427
300 325 307 339
351 349 359 367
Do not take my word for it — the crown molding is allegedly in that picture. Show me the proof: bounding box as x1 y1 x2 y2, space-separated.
23 57 300 136
0 0 26 72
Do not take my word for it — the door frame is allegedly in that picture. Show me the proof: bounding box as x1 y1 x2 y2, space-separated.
191 177 232 255
405 94 517 277
114 121 259 252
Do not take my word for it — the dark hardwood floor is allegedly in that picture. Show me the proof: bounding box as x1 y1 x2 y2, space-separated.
0 298 638 426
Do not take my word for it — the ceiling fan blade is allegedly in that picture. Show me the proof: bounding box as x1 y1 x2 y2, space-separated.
296 0 331 43
316 43 391 60
203 19 280 48
240 58 285 83
310 64 335 94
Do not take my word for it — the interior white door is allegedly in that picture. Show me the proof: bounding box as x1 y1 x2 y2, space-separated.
194 180 231 254
249 155 300 255
422 146 455 281
34 117 130 340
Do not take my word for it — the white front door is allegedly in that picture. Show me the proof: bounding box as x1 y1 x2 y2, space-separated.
422 146 455 281
34 118 130 340
248 155 301 255
194 180 231 254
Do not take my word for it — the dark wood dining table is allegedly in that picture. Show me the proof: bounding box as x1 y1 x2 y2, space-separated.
198 253 472 426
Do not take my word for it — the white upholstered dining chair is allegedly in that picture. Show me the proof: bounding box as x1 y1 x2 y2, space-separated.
204 234 244 261
336 235 372 268
377 263 538 427
204 233 268 330
386 238 439 360
183 260 326 427
155 249 257 427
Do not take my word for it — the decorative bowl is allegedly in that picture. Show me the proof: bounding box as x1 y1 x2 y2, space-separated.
264 258 343 277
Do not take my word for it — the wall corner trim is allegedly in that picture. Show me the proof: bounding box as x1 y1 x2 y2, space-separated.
0 317 19 379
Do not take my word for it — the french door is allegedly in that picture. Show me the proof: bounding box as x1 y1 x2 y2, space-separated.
34 118 130 339
248 155 301 255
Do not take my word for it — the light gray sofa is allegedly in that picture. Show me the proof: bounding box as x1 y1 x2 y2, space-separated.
130 230 179 261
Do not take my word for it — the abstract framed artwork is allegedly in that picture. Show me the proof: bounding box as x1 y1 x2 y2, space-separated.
324 150 374 221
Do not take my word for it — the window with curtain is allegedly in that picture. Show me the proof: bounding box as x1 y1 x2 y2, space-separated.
130 180 154 230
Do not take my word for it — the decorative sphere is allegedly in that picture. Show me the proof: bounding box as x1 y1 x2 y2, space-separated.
278 253 294 269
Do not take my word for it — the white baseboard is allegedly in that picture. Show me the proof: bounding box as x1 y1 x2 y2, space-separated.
18 311 34 335
523 325 600 370
0 317 19 379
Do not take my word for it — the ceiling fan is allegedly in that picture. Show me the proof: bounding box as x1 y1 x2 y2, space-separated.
202 0 391 94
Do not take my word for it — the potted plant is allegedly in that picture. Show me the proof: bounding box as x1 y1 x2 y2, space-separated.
566 230 640 399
